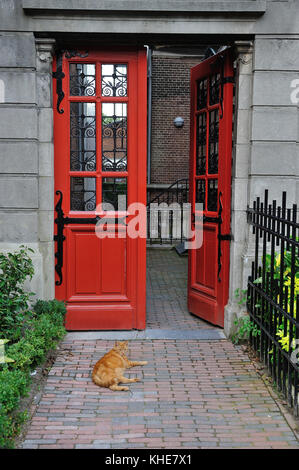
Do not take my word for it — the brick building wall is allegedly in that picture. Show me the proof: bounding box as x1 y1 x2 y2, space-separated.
150 53 203 185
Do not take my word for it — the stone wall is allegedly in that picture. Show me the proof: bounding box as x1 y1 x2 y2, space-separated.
0 33 55 299
224 36 299 335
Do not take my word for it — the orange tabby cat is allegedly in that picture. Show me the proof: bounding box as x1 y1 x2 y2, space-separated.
92 341 148 391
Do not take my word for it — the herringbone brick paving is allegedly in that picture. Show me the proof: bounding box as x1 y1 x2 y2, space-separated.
20 249 299 448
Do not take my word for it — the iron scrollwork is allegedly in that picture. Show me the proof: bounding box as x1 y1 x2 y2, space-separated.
54 190 65 285
52 50 89 114
52 52 65 114
216 192 232 282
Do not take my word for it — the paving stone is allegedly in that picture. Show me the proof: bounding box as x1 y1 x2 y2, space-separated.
18 250 299 449
19 337 299 449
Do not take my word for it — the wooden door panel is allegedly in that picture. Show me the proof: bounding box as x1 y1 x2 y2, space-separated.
65 304 134 330
193 226 217 293
204 226 217 291
73 230 99 295
66 226 128 300
100 236 126 295
188 48 233 327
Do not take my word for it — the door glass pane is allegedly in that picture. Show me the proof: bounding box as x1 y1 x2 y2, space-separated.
102 177 127 211
70 177 96 211
209 73 220 105
196 112 206 175
70 102 96 171
207 179 218 212
102 103 127 172
69 63 96 96
101 64 127 97
196 179 205 210
197 78 207 109
208 109 219 174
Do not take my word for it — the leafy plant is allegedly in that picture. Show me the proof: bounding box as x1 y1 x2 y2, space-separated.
0 245 67 448
231 316 260 344
0 300 66 448
7 301 66 371
0 246 35 341
0 368 30 413
33 299 66 325
253 248 299 353
234 288 248 306
0 406 28 449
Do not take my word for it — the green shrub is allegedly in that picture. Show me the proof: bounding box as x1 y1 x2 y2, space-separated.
0 367 31 448
0 407 28 449
0 245 67 448
0 246 35 341
231 316 260 345
0 299 66 448
33 299 66 326
7 301 66 371
0 368 30 413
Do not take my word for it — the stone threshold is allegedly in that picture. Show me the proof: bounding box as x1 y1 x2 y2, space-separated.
65 328 226 341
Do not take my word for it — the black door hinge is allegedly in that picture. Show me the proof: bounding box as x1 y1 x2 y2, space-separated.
218 233 233 241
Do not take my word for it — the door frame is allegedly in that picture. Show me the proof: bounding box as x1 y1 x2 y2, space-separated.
48 39 254 333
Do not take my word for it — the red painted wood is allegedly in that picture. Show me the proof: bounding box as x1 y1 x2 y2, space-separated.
188 48 234 327
54 48 147 330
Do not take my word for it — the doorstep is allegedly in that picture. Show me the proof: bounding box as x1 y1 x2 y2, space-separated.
64 328 226 341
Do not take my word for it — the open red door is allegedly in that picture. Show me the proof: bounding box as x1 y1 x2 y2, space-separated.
188 48 234 327
53 48 147 330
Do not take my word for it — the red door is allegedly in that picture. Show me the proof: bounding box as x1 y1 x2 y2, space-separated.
188 48 234 327
53 48 147 330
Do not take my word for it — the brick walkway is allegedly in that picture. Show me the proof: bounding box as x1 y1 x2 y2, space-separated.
20 249 298 449
146 248 214 329
21 339 298 449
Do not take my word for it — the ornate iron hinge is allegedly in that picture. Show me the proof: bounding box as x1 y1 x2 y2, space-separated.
52 50 89 114
52 52 65 114
220 73 234 119
210 52 234 119
216 192 233 282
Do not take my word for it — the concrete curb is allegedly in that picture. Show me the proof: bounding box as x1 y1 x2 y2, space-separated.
65 328 226 341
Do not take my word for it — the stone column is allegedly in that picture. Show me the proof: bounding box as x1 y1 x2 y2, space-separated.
35 38 56 299
0 32 42 297
224 40 254 337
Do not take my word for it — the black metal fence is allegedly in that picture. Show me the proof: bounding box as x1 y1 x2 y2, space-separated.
147 179 189 245
247 190 299 416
